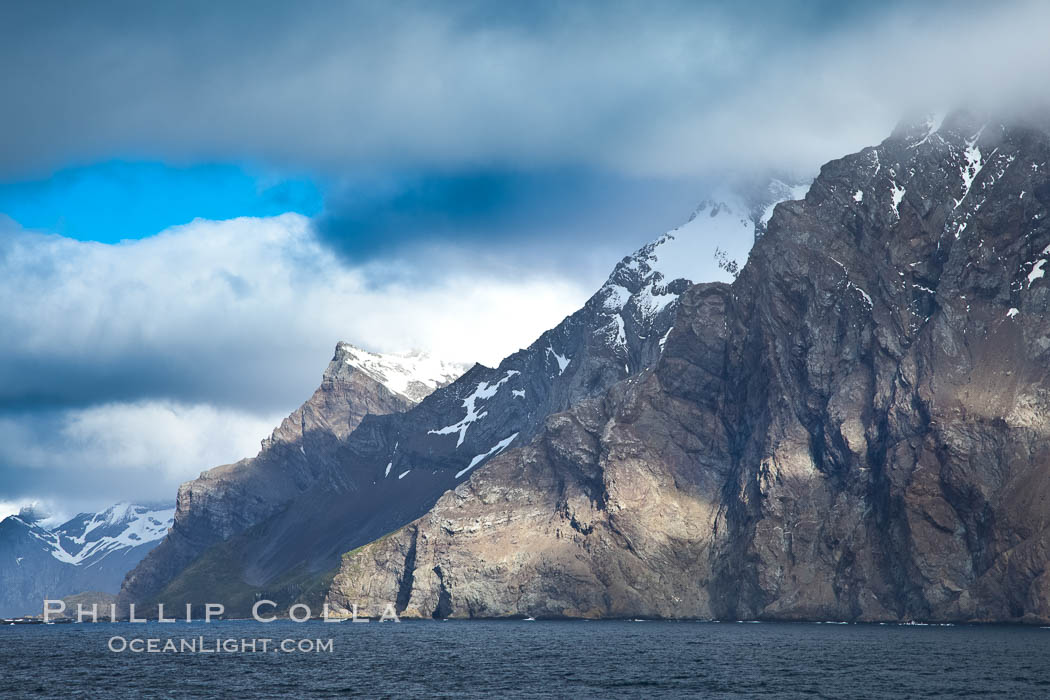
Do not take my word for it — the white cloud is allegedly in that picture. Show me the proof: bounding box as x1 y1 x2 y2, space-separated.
0 214 591 412
0 498 70 527
0 501 22 522
5 401 277 478
0 401 281 507
0 214 593 508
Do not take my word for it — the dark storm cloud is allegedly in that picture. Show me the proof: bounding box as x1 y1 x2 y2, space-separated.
0 338 317 414
316 172 528 258
314 169 714 277
3 0 1042 182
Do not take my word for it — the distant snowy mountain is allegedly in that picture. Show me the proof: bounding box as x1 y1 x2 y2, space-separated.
51 503 175 566
0 503 173 616
336 344 470 403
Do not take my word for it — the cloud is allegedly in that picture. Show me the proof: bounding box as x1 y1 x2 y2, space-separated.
0 501 23 522
314 168 713 275
0 213 598 509
1 1 1047 182
0 401 281 509
0 214 592 414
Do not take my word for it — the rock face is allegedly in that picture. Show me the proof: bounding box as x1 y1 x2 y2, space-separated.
328 112 1050 623
119 345 427 606
0 504 173 617
122 184 798 614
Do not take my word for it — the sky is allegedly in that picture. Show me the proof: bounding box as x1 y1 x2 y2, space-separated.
1 0 1049 520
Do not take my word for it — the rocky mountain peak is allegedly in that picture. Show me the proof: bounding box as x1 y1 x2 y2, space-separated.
52 503 174 564
325 113 1050 623
120 176 814 614
328 342 470 403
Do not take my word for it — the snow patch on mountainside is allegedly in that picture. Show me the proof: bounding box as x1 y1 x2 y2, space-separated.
957 128 986 207
546 347 571 375
891 181 906 217
429 370 520 447
337 343 469 403
457 433 519 479
1029 259 1046 287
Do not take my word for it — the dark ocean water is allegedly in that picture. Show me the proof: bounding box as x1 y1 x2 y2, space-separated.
2 619 1049 698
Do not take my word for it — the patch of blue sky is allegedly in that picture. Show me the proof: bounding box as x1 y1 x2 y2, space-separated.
0 161 323 242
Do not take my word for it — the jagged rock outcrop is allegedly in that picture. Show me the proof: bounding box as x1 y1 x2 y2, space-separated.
328 112 1050 623
123 182 801 613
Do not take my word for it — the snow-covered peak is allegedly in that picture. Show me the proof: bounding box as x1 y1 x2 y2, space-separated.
50 503 175 566
649 199 756 286
1 503 173 566
335 342 470 403
597 178 812 331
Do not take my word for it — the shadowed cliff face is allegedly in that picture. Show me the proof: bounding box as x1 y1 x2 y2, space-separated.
119 346 416 607
328 112 1050 622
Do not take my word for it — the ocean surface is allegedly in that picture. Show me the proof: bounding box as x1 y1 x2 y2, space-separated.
2 619 1049 698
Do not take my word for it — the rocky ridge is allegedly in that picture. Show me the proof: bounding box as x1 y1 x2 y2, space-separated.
327 112 1050 623
121 181 803 613
119 344 432 606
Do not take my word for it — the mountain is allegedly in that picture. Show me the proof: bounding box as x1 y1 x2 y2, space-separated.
0 503 173 616
119 343 465 607
328 111 1050 623
335 344 469 404
120 179 807 614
